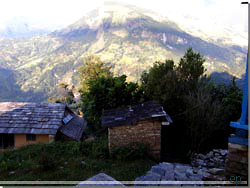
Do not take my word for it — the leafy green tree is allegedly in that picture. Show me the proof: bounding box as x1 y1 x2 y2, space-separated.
48 83 75 105
177 48 206 82
140 48 234 154
141 60 174 99
141 60 184 116
78 55 112 93
82 75 143 131
210 77 243 122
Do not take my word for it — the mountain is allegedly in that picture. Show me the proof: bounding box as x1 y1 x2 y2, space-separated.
166 14 248 49
0 2 247 102
0 17 61 38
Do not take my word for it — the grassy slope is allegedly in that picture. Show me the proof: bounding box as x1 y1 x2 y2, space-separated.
0 136 155 181
0 13 246 102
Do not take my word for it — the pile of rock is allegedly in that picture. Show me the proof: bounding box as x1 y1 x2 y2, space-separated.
80 149 230 186
191 149 228 168
135 162 206 186
191 149 228 181
202 168 226 181
135 149 229 184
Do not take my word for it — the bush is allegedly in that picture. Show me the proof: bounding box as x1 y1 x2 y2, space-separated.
38 151 57 171
80 136 109 159
110 144 149 161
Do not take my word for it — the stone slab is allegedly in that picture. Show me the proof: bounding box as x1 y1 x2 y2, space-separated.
78 173 124 186
151 166 166 176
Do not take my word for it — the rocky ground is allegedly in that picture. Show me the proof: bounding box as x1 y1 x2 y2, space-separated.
79 149 229 186
135 149 228 183
135 162 205 186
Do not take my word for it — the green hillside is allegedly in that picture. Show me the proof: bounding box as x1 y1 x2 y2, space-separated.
0 3 246 102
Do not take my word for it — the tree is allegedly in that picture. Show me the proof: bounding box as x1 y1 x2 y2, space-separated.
140 60 183 115
208 77 242 122
140 48 226 155
78 55 112 93
82 75 143 131
219 77 242 122
177 48 206 83
184 81 224 154
48 82 75 106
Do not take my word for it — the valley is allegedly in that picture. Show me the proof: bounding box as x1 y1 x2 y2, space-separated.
0 2 247 102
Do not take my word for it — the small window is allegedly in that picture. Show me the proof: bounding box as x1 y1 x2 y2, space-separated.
63 114 73 124
26 134 36 141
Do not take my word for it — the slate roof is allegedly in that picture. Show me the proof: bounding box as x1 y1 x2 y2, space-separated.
59 112 87 141
0 102 70 135
102 101 173 128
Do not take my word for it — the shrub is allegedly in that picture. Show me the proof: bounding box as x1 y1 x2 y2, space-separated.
37 148 58 171
80 136 109 159
110 144 149 161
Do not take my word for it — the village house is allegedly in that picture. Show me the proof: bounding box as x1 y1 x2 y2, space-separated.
0 102 87 150
102 101 172 161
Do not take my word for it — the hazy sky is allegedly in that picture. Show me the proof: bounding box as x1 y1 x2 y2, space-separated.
0 0 248 33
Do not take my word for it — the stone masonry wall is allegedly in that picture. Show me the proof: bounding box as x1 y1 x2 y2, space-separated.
108 120 161 160
225 143 248 181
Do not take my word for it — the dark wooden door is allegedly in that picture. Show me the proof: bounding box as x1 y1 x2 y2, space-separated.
0 134 14 149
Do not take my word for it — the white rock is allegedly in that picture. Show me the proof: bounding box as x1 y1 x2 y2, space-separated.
206 151 213 158
78 173 124 186
185 168 194 177
208 168 225 176
175 170 189 181
197 154 206 160
220 150 228 156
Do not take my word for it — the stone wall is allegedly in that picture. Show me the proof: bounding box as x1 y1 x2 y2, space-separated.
108 119 161 160
225 143 248 181
191 149 228 181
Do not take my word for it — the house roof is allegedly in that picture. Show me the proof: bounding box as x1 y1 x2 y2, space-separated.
59 113 87 141
0 102 87 140
102 101 173 128
0 102 66 135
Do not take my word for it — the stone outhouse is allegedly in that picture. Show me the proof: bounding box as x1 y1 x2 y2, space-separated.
102 101 172 161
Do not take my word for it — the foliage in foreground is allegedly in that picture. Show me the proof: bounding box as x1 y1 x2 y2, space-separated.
52 49 243 156
77 49 242 154
78 55 113 93
48 83 75 105
140 48 242 153
81 75 143 131
0 137 154 181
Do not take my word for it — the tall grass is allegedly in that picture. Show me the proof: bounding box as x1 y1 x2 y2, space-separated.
0 136 154 181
